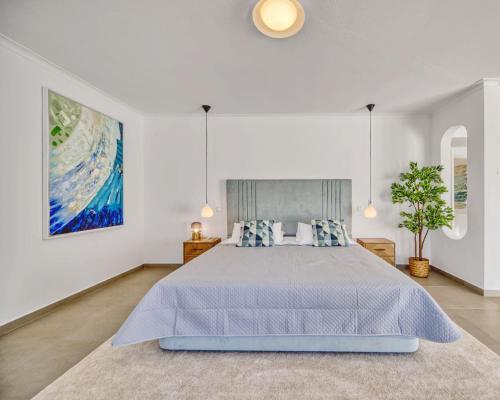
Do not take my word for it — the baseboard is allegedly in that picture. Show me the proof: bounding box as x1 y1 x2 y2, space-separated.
0 264 143 336
429 265 487 295
0 263 178 337
483 289 500 297
401 263 499 297
143 263 182 268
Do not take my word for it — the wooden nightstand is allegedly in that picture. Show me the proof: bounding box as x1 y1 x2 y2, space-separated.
356 238 396 266
183 237 221 264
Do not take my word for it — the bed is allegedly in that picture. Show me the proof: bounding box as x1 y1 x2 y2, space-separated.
113 242 460 351
112 179 461 352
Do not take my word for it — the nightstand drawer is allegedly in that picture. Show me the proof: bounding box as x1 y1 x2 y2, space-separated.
356 238 396 267
184 243 211 255
365 243 394 258
183 237 221 265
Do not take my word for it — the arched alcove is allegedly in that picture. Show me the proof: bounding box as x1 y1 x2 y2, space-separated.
441 125 468 239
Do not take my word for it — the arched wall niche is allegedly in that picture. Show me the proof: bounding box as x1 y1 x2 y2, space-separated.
440 125 468 240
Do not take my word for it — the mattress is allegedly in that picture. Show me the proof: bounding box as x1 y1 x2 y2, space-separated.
113 244 461 347
159 335 420 353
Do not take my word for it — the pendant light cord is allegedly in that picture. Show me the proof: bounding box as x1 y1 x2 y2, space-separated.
205 109 208 204
369 109 372 203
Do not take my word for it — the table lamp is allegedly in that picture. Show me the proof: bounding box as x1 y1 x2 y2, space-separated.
191 222 202 240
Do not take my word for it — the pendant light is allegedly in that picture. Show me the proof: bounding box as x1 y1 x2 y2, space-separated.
364 104 377 219
201 105 214 218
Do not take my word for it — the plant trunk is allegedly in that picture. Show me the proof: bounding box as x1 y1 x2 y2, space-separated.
414 234 417 259
418 229 423 260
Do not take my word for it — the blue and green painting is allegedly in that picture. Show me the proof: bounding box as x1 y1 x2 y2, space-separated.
47 90 123 236
454 159 467 210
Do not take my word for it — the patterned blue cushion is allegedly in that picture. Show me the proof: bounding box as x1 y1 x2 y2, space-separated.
311 219 349 247
237 220 274 247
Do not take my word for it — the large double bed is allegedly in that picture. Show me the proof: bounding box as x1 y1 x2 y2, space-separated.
112 179 461 353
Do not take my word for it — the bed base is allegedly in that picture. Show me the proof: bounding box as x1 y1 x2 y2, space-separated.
159 335 419 353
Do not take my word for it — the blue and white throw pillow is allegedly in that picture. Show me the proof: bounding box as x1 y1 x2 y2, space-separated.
237 220 274 247
330 219 351 246
311 219 349 247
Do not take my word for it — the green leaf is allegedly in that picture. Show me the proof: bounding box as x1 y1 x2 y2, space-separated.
50 126 61 136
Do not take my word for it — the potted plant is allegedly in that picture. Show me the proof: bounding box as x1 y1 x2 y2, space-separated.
391 162 454 277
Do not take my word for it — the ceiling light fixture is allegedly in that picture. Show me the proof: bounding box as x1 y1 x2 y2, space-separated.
252 0 305 39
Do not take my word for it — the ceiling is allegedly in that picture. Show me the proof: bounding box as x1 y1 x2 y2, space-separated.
1 0 499 114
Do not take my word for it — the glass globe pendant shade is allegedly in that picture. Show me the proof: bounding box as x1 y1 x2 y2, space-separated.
363 202 377 219
201 204 214 218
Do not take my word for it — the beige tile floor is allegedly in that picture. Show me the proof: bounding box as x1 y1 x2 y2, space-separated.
407 271 500 352
0 266 175 400
1 265 500 400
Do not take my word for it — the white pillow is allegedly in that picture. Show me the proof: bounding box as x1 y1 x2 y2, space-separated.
341 223 353 244
296 223 302 241
273 222 284 244
226 222 241 244
296 222 313 245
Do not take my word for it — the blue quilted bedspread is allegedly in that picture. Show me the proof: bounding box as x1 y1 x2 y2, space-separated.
113 244 461 347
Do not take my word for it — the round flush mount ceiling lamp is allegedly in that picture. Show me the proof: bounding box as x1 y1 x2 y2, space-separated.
252 0 305 39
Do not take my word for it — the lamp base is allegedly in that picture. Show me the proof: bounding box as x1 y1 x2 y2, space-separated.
192 231 202 241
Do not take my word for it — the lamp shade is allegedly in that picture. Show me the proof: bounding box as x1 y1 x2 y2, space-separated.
201 204 214 218
363 202 377 219
190 222 202 232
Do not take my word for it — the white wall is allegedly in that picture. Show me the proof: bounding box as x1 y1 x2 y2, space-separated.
484 80 500 291
144 114 430 265
0 38 145 325
430 84 485 289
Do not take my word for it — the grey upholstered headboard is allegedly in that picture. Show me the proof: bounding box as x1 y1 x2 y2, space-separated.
226 179 352 236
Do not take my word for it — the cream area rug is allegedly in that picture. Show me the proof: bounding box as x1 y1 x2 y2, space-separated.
34 331 500 400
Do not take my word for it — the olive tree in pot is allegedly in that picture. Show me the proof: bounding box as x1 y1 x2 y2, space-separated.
391 162 454 278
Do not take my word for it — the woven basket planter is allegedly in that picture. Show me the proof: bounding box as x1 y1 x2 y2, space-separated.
409 257 430 278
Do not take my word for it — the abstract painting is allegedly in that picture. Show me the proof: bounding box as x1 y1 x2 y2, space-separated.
43 89 123 237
